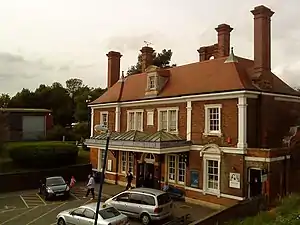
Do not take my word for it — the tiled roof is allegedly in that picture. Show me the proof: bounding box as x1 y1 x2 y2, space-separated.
91 56 299 105
0 108 51 113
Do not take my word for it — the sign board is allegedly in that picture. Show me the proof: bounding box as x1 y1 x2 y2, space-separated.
229 173 241 189
261 174 268 182
190 170 199 188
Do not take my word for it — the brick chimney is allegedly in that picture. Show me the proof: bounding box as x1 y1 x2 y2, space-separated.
215 24 233 58
106 51 122 88
251 5 274 79
140 46 154 72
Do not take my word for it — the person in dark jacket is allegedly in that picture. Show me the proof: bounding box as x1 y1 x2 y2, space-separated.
125 169 133 190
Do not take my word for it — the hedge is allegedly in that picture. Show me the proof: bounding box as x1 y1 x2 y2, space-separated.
7 141 79 168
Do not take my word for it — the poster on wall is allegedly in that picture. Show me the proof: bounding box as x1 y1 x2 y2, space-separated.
229 172 241 189
190 171 199 188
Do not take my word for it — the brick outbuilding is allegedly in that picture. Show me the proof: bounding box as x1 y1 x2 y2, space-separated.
85 5 300 207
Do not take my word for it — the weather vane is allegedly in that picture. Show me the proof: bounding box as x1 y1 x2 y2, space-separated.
144 41 153 47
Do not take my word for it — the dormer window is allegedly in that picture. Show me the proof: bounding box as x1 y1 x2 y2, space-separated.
149 76 156 89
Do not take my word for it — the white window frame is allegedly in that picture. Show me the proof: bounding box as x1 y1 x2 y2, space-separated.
148 76 156 90
203 154 221 196
120 151 135 175
178 155 186 184
100 111 109 128
147 110 154 126
167 154 186 185
157 107 179 133
204 104 222 136
127 110 144 131
97 149 106 172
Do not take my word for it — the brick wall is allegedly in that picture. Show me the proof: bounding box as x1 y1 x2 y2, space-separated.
94 108 116 132
191 99 238 146
248 95 300 149
90 148 98 169
190 196 266 225
120 103 187 137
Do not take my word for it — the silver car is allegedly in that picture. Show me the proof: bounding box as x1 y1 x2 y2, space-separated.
105 188 173 225
56 202 130 225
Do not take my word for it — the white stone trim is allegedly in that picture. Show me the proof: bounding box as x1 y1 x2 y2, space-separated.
105 171 117 175
184 187 245 201
126 109 144 131
166 154 186 185
157 107 179 133
90 108 94 137
274 97 300 103
115 105 120 132
204 104 222 137
100 111 109 128
201 146 221 196
90 90 259 108
87 144 190 154
186 101 192 141
237 95 248 149
191 145 245 154
146 110 154 126
97 148 101 171
245 155 290 162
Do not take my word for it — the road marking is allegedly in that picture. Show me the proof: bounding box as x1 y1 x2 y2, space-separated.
83 198 94 205
25 202 67 225
0 206 39 225
20 195 29 208
70 192 80 200
36 193 47 205
0 207 29 214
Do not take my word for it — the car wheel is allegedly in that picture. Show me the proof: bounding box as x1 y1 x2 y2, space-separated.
57 218 66 225
44 193 49 201
140 213 151 225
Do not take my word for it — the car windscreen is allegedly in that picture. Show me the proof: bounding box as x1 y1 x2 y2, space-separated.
157 193 172 206
46 177 65 186
99 207 121 220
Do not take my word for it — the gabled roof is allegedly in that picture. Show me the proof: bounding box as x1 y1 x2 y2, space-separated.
91 56 299 105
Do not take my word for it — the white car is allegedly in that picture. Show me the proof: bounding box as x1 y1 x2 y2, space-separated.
56 202 130 225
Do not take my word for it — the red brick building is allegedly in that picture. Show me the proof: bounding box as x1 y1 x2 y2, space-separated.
85 5 300 207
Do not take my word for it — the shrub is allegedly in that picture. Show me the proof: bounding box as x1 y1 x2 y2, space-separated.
46 125 76 141
7 141 79 168
73 122 89 141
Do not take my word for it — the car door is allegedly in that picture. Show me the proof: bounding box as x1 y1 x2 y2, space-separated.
67 208 85 225
80 209 96 225
110 192 130 214
127 193 143 218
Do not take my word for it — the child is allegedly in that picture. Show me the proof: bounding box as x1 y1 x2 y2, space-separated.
70 176 76 189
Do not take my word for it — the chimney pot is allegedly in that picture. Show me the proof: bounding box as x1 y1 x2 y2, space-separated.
106 51 122 88
251 5 274 79
215 24 233 58
140 46 154 72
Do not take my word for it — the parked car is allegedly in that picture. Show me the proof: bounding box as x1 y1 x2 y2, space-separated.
105 188 173 225
56 202 130 225
39 176 70 200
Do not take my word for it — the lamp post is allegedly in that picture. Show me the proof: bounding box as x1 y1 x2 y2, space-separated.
93 124 110 225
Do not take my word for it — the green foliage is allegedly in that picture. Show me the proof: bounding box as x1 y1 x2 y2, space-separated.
7 141 79 168
4 78 106 127
73 122 89 140
127 49 176 75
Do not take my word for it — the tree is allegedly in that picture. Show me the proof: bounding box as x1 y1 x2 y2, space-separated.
0 112 8 152
66 78 84 96
127 49 176 75
0 94 10 108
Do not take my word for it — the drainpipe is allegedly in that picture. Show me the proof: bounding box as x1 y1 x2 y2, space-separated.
115 151 119 185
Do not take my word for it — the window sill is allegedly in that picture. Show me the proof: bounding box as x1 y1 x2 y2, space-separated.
203 189 221 197
203 132 222 137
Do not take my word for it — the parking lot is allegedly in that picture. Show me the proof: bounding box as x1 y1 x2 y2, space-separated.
0 187 142 225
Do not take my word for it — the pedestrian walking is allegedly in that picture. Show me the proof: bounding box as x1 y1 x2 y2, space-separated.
70 176 76 189
125 169 133 190
84 174 95 199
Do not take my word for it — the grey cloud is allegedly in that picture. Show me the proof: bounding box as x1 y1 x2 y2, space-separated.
103 32 171 52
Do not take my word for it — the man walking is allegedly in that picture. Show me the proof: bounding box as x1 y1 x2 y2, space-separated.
84 174 95 200
126 169 133 190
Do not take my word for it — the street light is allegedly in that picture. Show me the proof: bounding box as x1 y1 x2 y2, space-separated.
93 124 110 225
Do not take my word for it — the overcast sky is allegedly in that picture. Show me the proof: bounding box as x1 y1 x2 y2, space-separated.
0 0 299 95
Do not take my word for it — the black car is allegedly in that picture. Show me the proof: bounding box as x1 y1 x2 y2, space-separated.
39 176 70 200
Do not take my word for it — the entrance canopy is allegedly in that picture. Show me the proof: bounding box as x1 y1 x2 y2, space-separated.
85 130 191 154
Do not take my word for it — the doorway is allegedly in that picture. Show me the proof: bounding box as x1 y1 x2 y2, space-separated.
136 153 156 188
249 168 262 198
